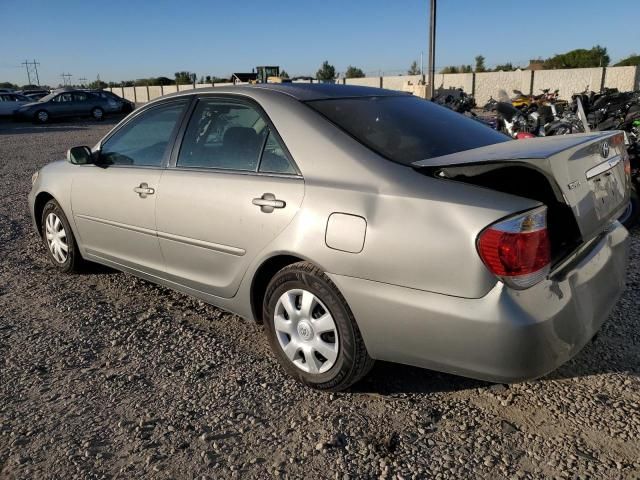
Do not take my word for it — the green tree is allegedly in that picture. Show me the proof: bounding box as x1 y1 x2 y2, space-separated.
440 66 459 74
493 62 515 71
316 61 336 83
279 70 290 79
614 54 640 66
345 66 365 78
0 82 18 89
408 60 421 75
543 45 609 69
88 79 107 89
175 71 195 85
475 55 486 72
154 76 174 85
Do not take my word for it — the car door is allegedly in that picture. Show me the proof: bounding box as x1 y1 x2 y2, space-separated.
155 96 304 298
70 99 189 274
49 92 76 117
0 94 12 115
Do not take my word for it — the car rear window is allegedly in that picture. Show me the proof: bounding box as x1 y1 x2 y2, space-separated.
306 95 509 164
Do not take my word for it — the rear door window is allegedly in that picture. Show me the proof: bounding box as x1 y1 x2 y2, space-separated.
306 95 509 164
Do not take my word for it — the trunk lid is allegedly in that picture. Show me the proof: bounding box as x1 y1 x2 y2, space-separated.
413 132 630 242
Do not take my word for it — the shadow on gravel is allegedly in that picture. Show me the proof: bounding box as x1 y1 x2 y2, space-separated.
351 361 490 395
0 116 124 135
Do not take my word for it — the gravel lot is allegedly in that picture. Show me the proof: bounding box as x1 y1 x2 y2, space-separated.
0 117 639 480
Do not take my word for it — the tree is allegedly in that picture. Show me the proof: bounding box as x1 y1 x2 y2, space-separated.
543 45 610 69
475 55 486 72
408 60 421 75
493 62 515 72
175 71 195 85
440 66 459 74
315 61 336 83
154 76 174 85
0 82 18 89
88 79 107 89
614 54 640 66
279 70 290 79
345 66 365 79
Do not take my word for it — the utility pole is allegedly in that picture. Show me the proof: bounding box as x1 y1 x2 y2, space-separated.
21 59 41 86
427 0 437 99
78 77 87 86
61 73 72 86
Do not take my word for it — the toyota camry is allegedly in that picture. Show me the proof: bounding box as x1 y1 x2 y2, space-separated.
28 84 630 391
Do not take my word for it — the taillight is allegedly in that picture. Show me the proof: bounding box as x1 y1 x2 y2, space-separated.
477 206 551 289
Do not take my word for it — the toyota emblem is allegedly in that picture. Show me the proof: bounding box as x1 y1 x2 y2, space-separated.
601 142 610 158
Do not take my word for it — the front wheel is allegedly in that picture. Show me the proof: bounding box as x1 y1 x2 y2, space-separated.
34 110 49 124
41 200 84 272
263 262 374 391
91 107 104 121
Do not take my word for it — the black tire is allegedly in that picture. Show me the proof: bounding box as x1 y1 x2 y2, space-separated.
620 185 640 230
263 261 374 391
34 109 49 124
91 107 104 121
41 200 83 273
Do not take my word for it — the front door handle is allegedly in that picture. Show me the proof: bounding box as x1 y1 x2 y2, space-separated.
134 183 155 198
252 193 285 213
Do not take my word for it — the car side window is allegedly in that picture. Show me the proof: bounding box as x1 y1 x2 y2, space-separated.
258 130 296 174
100 100 187 167
177 99 267 171
74 92 88 102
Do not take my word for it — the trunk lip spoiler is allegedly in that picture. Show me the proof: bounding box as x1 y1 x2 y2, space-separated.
411 131 617 168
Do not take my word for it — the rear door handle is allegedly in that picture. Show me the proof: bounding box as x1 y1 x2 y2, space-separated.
252 193 285 213
134 182 155 198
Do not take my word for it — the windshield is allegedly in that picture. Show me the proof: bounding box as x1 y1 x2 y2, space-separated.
38 92 58 102
306 95 509 164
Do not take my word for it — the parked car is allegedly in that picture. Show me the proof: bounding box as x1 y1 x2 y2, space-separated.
28 84 630 391
24 92 48 102
0 92 32 116
13 89 113 123
86 89 135 113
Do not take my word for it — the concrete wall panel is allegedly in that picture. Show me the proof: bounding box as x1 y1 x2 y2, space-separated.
475 71 532 106
533 67 603 99
382 75 421 91
122 87 136 103
134 86 148 103
148 86 163 100
178 84 195 91
603 66 639 92
162 85 178 94
345 77 381 88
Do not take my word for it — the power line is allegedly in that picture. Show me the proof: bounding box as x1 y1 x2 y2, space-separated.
21 59 41 86
61 73 72 86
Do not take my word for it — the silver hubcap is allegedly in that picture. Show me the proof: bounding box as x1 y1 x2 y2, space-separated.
38 111 48 122
274 289 339 374
45 213 68 263
93 109 102 119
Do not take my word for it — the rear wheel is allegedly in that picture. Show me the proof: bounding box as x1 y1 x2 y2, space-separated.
41 200 83 272
619 185 639 229
91 107 104 121
263 262 374 391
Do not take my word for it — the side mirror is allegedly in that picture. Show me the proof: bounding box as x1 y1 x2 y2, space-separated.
67 146 93 165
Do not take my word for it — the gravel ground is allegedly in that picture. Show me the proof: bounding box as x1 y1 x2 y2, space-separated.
0 117 639 480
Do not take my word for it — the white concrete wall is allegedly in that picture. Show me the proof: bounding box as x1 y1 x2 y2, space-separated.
214 82 233 87
122 87 135 103
178 84 194 92
381 75 421 91
533 67 603 99
148 86 162 101
162 85 178 95
134 86 148 103
474 71 532 106
603 66 639 92
195 83 213 89
344 77 381 88
434 73 474 92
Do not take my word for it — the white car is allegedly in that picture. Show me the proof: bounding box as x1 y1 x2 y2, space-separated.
0 93 32 116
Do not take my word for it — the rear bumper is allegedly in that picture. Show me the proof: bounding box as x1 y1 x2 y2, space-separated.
328 221 629 383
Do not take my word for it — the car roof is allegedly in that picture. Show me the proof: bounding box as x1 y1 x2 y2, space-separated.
157 83 409 102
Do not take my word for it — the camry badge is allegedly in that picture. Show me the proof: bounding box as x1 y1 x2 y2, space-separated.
567 180 581 190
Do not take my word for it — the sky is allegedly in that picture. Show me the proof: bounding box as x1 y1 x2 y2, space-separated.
1 0 639 87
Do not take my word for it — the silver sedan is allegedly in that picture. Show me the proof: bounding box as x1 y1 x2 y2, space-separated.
28 84 630 391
